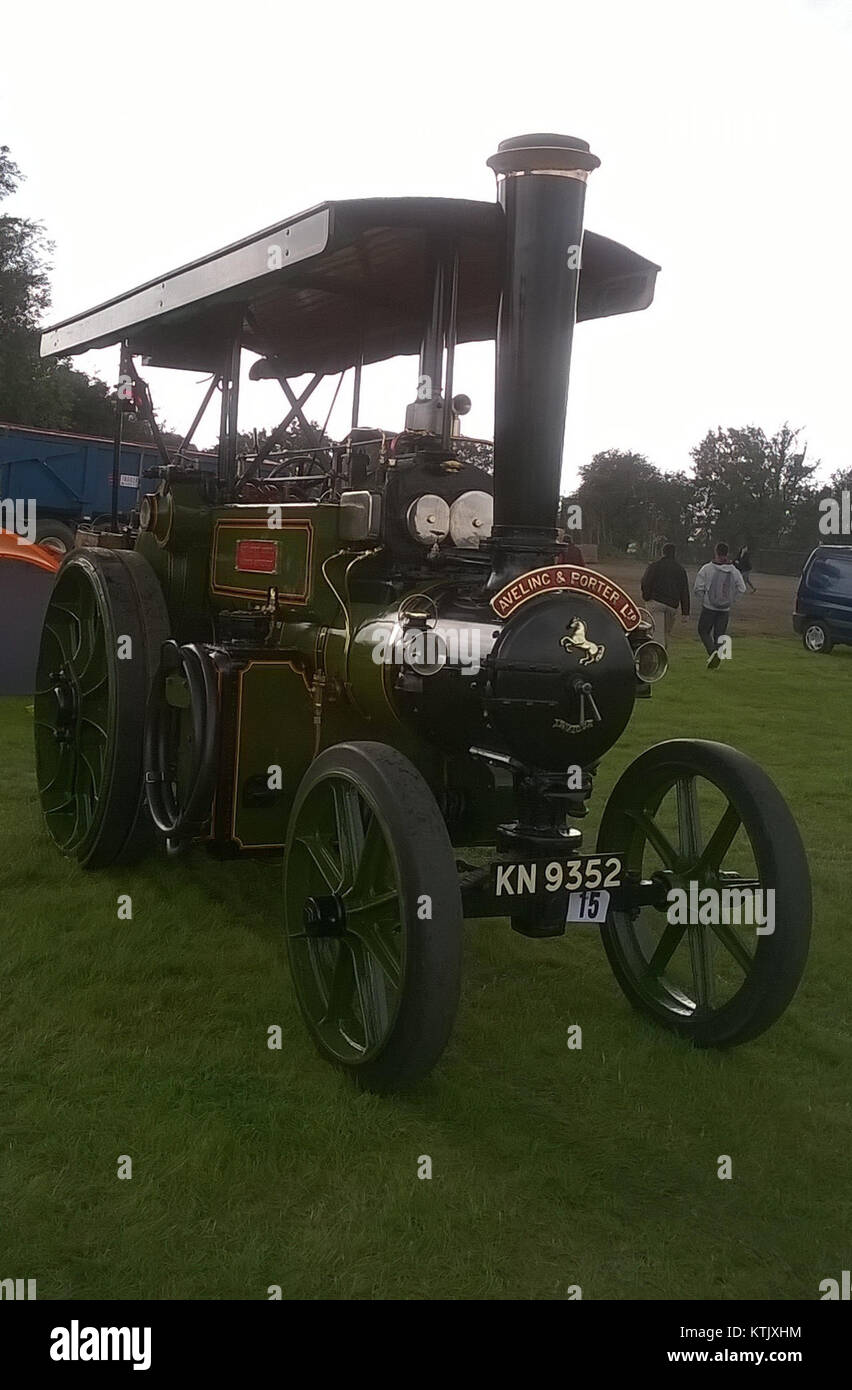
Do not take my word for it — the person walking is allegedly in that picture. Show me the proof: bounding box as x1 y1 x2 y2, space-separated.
556 530 584 565
640 542 690 648
734 544 756 592
694 542 746 669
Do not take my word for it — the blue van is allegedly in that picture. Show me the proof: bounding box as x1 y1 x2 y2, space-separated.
794 544 852 652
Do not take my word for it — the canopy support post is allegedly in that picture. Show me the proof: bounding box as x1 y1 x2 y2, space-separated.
111 358 124 532
121 353 173 471
240 374 324 480
351 348 363 431
441 250 460 450
279 377 322 447
178 375 220 458
218 332 242 495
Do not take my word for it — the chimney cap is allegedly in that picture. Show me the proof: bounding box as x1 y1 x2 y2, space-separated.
487 133 600 176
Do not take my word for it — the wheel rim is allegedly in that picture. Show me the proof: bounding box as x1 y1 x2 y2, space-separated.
33 565 114 855
805 625 824 651
607 769 764 1022
285 773 405 1064
39 535 70 555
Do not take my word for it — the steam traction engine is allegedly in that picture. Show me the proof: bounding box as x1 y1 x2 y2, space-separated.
34 135 810 1091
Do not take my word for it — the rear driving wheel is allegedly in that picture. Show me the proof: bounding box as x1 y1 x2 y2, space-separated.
598 739 810 1046
284 741 463 1092
33 549 169 868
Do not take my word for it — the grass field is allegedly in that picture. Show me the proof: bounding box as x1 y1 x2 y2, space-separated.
1 627 849 1301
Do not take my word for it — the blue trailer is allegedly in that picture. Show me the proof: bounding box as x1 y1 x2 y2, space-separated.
0 422 214 553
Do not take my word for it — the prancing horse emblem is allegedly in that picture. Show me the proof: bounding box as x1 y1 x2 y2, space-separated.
561 617 605 665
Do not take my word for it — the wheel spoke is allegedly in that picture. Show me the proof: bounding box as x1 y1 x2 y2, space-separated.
348 938 391 1046
36 736 71 796
346 812 388 907
676 776 703 864
346 889 398 920
58 788 88 850
687 923 714 1009
80 722 107 784
348 916 403 991
69 604 98 684
51 601 82 624
647 919 687 975
33 717 60 734
321 941 370 1050
627 809 681 871
332 781 365 888
295 833 342 892
710 920 754 974
78 748 103 804
322 940 354 1020
79 647 109 698
81 713 109 742
43 785 75 817
695 804 740 874
42 619 74 670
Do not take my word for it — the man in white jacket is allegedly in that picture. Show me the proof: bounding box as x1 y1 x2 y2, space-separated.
694 542 746 669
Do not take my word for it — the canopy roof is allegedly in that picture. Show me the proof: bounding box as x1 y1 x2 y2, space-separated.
40 197 659 377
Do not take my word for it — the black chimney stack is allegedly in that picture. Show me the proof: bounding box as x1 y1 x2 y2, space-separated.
487 133 599 576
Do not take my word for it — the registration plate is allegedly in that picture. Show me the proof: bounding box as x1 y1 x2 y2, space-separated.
566 889 611 923
493 854 622 898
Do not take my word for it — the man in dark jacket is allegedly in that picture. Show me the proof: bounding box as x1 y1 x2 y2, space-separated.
734 544 756 592
641 543 690 648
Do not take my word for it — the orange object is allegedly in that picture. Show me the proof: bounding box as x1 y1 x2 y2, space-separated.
0 528 62 573
0 529 61 694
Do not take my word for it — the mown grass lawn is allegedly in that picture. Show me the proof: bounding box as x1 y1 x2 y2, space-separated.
1 633 849 1300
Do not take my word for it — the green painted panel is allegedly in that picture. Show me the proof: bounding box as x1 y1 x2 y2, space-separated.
231 661 315 848
211 518 313 603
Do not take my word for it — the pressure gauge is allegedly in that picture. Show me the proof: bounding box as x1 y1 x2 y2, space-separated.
406 494 450 545
449 490 493 548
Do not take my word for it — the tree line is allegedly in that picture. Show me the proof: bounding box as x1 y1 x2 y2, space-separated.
0 146 167 442
568 430 846 556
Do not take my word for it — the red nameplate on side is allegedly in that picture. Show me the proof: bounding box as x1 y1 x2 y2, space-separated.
235 539 279 573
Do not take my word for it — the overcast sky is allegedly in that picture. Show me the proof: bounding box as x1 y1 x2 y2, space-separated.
2 0 850 488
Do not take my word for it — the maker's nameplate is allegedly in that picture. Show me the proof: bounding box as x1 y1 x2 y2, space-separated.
491 566 641 630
